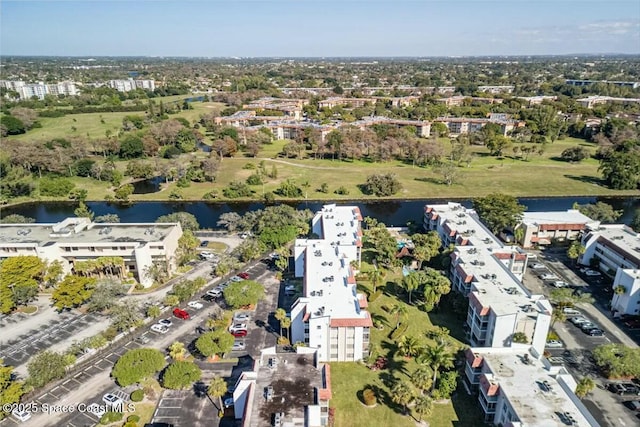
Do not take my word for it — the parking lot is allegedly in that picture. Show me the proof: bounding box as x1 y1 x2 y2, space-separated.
0 313 101 369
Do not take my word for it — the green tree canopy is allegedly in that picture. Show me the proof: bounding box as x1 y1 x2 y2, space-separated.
0 362 24 420
411 232 442 269
598 142 640 190
51 275 97 310
112 348 166 386
156 212 200 231
162 361 201 390
195 330 234 358
592 344 640 379
26 351 68 388
473 193 526 234
362 173 402 196
0 214 35 224
0 256 45 313
573 202 622 223
223 280 265 309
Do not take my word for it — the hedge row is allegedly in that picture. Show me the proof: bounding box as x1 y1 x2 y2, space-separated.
390 323 409 341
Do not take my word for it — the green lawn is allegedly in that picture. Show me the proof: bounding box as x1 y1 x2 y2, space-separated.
328 272 485 427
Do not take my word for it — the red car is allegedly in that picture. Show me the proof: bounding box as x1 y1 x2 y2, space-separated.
173 308 191 320
238 272 250 280
231 330 247 338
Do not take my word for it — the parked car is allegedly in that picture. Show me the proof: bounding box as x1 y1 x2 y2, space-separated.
272 412 284 427
234 313 251 322
584 269 602 277
569 317 590 325
103 393 124 407
173 308 191 320
232 340 246 351
12 409 31 422
230 275 244 282
587 329 605 337
562 307 581 315
188 301 204 310
219 281 231 289
85 403 106 418
609 383 640 396
223 397 234 408
200 251 216 260
200 240 210 247
206 288 223 298
539 273 559 281
285 284 296 292
158 318 173 327
238 272 250 280
135 335 151 344
264 385 274 401
579 322 598 331
623 400 640 411
151 324 169 334
549 280 568 288
229 323 247 332
545 340 563 348
231 330 247 338
530 263 546 270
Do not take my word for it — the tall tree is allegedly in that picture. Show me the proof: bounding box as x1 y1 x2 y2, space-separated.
402 273 421 304
390 380 414 415
411 232 442 270
208 376 228 412
417 342 454 392
390 304 409 329
473 193 526 234
413 395 433 422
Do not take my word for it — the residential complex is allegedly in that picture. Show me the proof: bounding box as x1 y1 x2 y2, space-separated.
517 95 558 106
478 85 515 94
232 349 331 427
318 97 376 109
424 203 552 356
243 97 308 120
1 80 78 100
290 204 372 362
435 115 525 136
576 95 640 109
464 346 599 426
435 96 504 106
579 224 640 275
107 79 156 92
611 268 640 316
516 209 600 248
565 79 640 89
0 217 182 287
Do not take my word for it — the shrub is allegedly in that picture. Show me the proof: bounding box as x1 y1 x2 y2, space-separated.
99 411 123 424
130 389 144 402
246 173 263 185
102 326 118 341
243 163 256 169
334 186 349 195
390 323 409 341
368 290 383 303
203 190 218 200
39 177 75 197
127 414 141 422
362 388 376 406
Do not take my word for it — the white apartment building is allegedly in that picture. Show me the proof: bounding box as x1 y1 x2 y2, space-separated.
290 205 371 362
464 346 599 426
579 224 640 276
435 116 525 136
1 81 78 100
0 217 182 287
424 203 552 356
611 268 640 316
478 85 515 94
516 210 599 248
108 79 155 92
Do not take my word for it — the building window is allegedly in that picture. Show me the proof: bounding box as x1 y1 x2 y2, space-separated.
317 325 322 329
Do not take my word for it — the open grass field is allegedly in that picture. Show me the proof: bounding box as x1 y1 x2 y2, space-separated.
327 269 484 427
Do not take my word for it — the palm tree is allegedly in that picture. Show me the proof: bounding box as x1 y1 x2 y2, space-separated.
567 242 586 266
402 272 420 304
411 366 433 394
281 317 292 341
575 377 596 398
391 380 414 415
208 376 228 413
390 304 409 329
397 335 421 358
612 285 627 311
417 342 454 392
367 268 385 293
274 308 287 336
551 309 566 327
413 395 433 422
549 288 595 310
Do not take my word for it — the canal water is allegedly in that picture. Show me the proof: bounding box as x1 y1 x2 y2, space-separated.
1 197 638 229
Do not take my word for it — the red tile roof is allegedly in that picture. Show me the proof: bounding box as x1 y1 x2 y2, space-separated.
358 295 369 308
347 274 356 284
319 364 332 401
330 313 373 328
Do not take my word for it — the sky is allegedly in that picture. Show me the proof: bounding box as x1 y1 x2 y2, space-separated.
1 0 639 57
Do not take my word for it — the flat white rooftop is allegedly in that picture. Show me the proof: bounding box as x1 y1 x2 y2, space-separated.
586 225 640 264
522 210 599 227
314 204 362 247
477 347 598 427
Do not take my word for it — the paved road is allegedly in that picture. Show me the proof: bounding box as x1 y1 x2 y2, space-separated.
522 250 639 427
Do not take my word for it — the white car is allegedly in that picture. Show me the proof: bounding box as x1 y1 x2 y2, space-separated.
200 251 216 260
284 284 295 292
86 403 106 418
530 263 546 270
545 340 563 348
550 281 568 288
584 269 602 277
158 318 172 327
562 307 581 315
539 273 558 281
188 301 204 310
12 409 31 422
206 288 223 298
232 340 246 351
151 324 169 334
229 323 247 332
234 313 251 322
102 393 124 407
